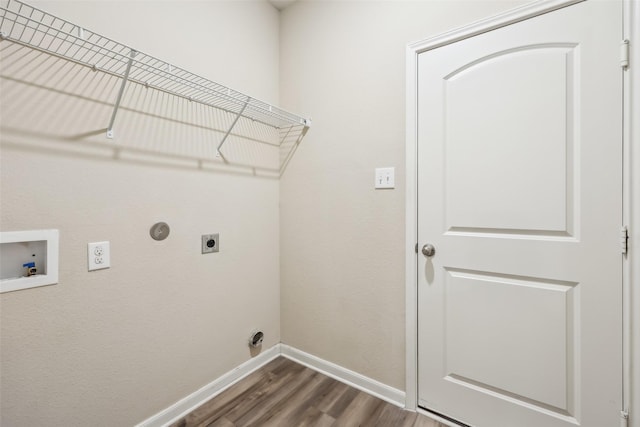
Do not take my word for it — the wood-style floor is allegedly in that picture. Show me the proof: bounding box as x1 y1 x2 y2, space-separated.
169 357 446 427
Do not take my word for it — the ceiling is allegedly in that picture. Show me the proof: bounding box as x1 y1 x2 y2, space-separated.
268 0 298 11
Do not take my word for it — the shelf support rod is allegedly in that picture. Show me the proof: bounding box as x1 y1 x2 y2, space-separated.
216 96 251 154
107 50 137 139
279 125 294 147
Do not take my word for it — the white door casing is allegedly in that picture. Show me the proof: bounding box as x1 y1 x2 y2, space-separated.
413 1 623 426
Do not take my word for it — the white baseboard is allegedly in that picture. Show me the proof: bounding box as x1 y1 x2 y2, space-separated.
280 344 406 408
135 344 282 427
136 343 407 427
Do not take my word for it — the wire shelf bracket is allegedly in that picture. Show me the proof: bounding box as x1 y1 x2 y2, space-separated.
0 0 311 141
106 50 136 139
217 96 250 154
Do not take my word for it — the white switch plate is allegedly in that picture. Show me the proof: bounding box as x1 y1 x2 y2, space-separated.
88 241 110 271
375 167 395 189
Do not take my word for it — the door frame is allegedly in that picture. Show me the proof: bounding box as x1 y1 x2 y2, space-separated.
404 1 640 426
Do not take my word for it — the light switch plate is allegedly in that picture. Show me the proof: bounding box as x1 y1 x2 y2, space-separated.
375 167 395 189
88 241 110 271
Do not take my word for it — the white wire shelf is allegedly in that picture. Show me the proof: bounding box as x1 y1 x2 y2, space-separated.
0 0 311 143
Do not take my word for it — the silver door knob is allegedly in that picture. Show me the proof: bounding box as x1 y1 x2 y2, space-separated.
422 244 436 257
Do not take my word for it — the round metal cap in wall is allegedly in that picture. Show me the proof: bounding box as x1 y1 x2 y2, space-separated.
150 222 170 241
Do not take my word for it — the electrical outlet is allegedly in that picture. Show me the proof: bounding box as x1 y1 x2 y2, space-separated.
88 241 110 271
202 234 219 254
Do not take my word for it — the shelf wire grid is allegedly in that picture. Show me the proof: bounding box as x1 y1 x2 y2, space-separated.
0 0 310 130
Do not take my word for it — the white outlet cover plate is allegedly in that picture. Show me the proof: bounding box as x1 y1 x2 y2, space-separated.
375 167 395 189
88 241 111 271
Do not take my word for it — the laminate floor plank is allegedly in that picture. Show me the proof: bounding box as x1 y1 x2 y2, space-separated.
208 364 306 426
313 379 350 413
324 386 360 419
202 358 307 426
296 406 337 427
332 390 386 427
373 403 418 427
257 374 337 426
172 358 288 427
244 369 323 426
230 365 317 426
206 416 235 427
412 413 448 427
170 356 445 427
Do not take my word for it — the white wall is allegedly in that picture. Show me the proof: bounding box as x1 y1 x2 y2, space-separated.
0 1 281 425
0 1 547 424
279 0 529 391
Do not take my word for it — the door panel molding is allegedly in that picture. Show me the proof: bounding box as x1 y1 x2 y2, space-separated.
405 2 637 427
419 0 622 420
409 0 583 56
405 0 588 413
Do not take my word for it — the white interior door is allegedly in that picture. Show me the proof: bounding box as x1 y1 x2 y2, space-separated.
416 2 623 427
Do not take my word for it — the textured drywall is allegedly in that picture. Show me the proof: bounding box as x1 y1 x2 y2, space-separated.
0 1 281 426
279 0 529 391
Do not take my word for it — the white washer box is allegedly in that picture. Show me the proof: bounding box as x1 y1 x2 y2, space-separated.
0 229 59 293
